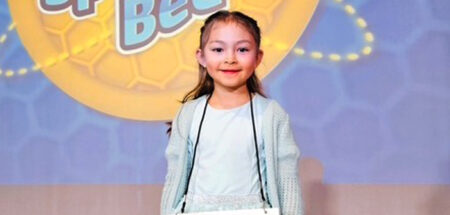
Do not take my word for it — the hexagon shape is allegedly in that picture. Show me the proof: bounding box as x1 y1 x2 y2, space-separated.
42 30 66 54
407 31 450 88
341 50 405 106
64 124 110 179
40 12 73 32
299 5 359 53
94 48 135 88
164 67 198 91
3 47 46 95
388 91 450 157
274 62 339 121
135 40 179 83
381 91 450 183
66 20 106 63
33 84 79 133
322 108 383 182
0 98 30 147
360 0 423 44
17 136 67 183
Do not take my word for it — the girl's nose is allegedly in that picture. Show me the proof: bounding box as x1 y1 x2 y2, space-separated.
224 50 237 64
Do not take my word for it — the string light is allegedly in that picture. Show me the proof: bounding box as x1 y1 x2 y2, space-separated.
287 0 375 62
0 27 112 78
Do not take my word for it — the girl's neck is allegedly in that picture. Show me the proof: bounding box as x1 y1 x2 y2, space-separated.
209 87 252 110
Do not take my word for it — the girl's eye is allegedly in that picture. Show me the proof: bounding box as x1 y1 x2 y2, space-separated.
212 48 223 52
238 48 249 53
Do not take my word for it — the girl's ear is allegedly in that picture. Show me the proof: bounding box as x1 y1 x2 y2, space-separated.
256 49 264 66
196 49 206 67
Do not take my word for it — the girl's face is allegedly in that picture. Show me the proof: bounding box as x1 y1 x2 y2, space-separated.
196 21 263 93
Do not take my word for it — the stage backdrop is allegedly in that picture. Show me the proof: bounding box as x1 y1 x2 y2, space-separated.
1 0 449 214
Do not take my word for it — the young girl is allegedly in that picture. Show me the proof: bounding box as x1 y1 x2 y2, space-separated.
161 11 303 215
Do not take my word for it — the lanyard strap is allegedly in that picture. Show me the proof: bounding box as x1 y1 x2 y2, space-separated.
180 92 269 213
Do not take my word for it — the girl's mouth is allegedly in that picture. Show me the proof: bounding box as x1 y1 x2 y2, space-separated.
221 69 240 74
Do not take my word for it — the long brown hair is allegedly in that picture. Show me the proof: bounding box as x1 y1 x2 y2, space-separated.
181 10 266 103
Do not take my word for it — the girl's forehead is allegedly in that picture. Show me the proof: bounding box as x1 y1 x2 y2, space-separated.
210 21 248 33
207 21 255 42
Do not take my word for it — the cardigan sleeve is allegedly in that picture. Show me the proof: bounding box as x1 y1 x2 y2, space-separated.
160 105 185 215
274 103 304 215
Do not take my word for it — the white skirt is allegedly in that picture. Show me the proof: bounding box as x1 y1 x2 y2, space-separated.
175 193 265 213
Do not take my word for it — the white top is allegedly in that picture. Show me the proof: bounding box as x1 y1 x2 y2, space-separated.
185 95 265 211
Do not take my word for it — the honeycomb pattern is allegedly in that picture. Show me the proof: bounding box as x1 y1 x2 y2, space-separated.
341 50 405 106
1 0 449 185
408 31 450 88
18 136 67 183
0 97 30 147
274 58 339 121
29 0 282 91
33 84 79 133
64 124 111 181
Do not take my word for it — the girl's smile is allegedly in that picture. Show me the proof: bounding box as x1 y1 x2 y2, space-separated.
221 69 241 74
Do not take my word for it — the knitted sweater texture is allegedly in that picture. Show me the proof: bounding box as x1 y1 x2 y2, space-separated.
160 94 303 215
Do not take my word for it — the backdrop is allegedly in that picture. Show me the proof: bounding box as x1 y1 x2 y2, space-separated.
1 0 449 214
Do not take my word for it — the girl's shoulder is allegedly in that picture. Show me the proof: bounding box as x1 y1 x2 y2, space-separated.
181 94 208 110
254 94 288 118
175 95 208 120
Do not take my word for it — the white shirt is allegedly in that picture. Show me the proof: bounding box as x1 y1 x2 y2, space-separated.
185 95 265 211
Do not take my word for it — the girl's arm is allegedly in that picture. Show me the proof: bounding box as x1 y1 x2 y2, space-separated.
275 103 304 215
160 106 185 215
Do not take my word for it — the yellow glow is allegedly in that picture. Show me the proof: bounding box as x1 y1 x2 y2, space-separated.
329 53 341 61
6 70 14 77
58 52 69 61
365 32 374 42
356 18 367 28
71 45 84 55
347 53 359 61
275 42 288 50
293 48 305 55
8 23 16 31
345 5 355 15
362 46 372 55
18 68 28 75
100 31 111 40
0 35 6 43
311 51 323 59
86 38 98 48
45 58 57 67
32 64 41 71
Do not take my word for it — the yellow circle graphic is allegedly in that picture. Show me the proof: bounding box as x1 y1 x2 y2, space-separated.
8 0 318 121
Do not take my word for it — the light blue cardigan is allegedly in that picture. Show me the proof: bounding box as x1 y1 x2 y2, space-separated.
160 94 303 215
